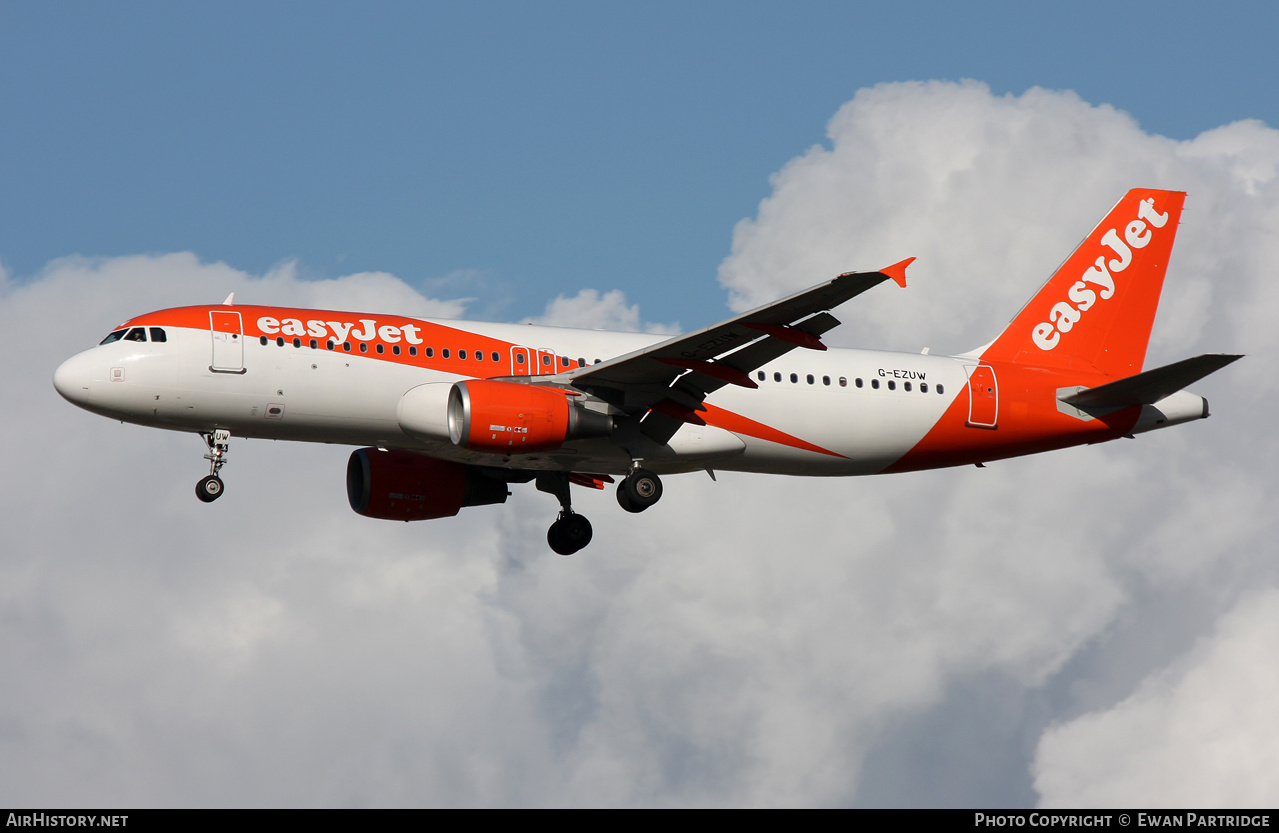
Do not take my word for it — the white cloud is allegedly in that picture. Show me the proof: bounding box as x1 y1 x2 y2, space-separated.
526 287 680 334
718 80 1276 367
3 82 1278 807
1033 590 1279 808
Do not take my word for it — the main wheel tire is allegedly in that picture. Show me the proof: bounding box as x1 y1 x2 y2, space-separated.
559 513 593 552
548 514 591 556
547 522 570 555
196 475 224 503
619 468 662 513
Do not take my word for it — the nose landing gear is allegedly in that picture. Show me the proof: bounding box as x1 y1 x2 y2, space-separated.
196 429 231 503
196 474 224 502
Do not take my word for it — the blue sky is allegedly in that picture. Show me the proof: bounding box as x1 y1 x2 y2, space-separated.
5 2 1279 809
3 1 1276 326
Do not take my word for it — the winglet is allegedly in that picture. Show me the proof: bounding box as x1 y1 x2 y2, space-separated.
223 292 236 306
879 257 914 288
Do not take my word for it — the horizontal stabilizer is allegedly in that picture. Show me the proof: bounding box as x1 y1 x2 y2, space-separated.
1060 354 1243 409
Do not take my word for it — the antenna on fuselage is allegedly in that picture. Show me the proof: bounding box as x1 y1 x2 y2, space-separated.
223 292 235 306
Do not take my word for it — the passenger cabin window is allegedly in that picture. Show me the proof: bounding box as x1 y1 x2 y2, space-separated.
149 328 167 343
99 329 127 345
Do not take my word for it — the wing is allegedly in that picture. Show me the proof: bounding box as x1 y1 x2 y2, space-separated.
559 258 913 443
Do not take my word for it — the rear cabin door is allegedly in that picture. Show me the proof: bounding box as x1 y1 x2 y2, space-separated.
964 364 998 428
210 311 245 373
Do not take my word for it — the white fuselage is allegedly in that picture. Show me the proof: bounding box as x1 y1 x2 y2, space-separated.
54 316 971 477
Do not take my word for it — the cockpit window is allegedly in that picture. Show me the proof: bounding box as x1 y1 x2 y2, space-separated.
124 327 147 342
99 329 127 345
149 327 167 343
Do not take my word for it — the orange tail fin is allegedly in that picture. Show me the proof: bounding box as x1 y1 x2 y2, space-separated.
981 189 1186 377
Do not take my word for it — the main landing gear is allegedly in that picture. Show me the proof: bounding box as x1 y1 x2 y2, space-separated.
616 467 662 514
548 512 593 556
537 472 593 556
535 466 665 555
196 429 231 503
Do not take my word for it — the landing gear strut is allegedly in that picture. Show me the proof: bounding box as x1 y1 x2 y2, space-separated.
537 472 593 555
616 466 662 514
196 429 231 503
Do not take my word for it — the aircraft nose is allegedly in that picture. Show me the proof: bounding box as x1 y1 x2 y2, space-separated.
53 351 97 408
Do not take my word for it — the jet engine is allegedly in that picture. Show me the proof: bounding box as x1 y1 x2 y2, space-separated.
448 380 612 453
346 447 509 521
398 380 612 454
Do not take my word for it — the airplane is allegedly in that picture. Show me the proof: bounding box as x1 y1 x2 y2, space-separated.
53 189 1240 554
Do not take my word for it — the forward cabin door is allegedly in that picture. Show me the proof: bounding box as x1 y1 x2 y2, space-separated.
964 364 998 428
210 311 245 373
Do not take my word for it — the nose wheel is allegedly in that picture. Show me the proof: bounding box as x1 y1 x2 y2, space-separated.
617 467 662 513
196 429 231 503
196 474 224 503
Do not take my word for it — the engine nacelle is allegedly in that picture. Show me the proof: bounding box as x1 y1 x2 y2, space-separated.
447 380 612 454
397 382 455 444
346 447 509 521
